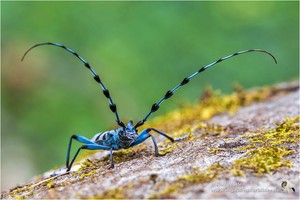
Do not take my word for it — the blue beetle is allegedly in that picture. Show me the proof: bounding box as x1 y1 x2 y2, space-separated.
22 42 277 171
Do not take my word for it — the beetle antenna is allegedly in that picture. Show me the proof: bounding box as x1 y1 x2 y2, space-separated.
22 42 125 128
135 49 277 128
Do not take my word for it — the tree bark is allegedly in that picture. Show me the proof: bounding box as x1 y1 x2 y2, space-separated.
2 81 299 199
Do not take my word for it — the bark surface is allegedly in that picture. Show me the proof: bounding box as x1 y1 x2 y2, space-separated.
2 81 299 199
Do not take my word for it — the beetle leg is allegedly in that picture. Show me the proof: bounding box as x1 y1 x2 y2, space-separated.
130 128 174 156
67 142 111 171
66 135 96 169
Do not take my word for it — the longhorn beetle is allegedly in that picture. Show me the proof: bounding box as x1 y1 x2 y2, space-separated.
22 42 277 171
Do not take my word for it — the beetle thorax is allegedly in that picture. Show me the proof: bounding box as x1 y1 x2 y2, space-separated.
118 129 138 140
116 121 138 148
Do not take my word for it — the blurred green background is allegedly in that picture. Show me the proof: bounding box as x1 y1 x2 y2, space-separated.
2 1 298 190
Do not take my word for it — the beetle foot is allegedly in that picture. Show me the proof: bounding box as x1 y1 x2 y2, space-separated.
155 153 166 157
174 135 189 142
108 164 115 169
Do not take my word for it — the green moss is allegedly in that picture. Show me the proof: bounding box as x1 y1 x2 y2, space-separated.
231 116 299 176
81 158 96 168
9 186 35 199
178 169 218 184
232 146 293 175
209 147 225 154
71 158 100 180
149 116 299 198
90 183 133 199
79 169 98 180
149 184 182 199
46 179 55 188
10 191 34 200
149 164 223 198
231 168 245 177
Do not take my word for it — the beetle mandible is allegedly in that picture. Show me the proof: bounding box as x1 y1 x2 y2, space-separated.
22 42 277 171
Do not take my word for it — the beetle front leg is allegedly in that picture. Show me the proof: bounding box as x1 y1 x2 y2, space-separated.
150 128 189 142
130 128 174 156
150 135 164 156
